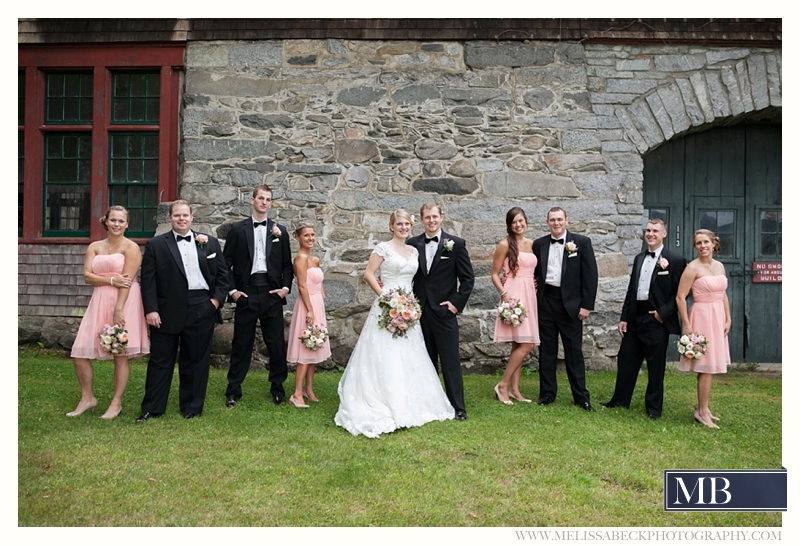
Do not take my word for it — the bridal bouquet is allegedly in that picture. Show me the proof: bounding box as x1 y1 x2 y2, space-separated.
299 324 328 351
677 332 709 360
99 324 128 355
377 287 421 339
497 298 527 327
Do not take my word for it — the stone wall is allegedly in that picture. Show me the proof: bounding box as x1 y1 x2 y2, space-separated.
29 39 779 372
177 39 781 372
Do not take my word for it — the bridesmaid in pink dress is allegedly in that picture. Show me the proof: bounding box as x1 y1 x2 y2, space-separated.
676 229 732 429
491 207 540 404
286 222 331 408
68 206 150 419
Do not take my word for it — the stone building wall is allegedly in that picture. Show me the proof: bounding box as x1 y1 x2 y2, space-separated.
176 39 781 372
22 37 779 371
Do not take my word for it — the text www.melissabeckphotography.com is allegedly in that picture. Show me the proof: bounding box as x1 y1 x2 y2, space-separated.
515 530 782 541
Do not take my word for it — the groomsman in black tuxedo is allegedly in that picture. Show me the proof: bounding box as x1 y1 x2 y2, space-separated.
223 185 294 407
533 207 598 411
602 218 686 418
137 200 230 421
408 202 474 420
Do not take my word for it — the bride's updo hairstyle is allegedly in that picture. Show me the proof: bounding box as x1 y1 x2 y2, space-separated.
389 209 413 230
693 229 722 253
293 220 315 238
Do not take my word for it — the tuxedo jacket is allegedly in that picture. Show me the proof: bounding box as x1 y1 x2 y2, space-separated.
620 248 687 335
407 231 474 318
223 217 294 303
140 231 230 335
533 231 599 318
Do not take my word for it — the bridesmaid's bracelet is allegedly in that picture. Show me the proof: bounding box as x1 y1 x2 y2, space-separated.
500 291 508 298
110 277 114 286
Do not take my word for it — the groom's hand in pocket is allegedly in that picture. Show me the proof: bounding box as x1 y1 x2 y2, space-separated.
440 301 457 314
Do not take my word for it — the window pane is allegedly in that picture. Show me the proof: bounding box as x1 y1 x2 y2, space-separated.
108 132 159 236
717 211 734 233
44 131 92 234
45 72 92 124
111 72 160 124
45 186 90 232
718 234 734 257
760 210 782 257
699 211 716 231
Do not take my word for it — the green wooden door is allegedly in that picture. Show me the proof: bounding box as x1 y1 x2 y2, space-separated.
643 124 781 363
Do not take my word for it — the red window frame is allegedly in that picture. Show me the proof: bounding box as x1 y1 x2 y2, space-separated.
18 44 183 243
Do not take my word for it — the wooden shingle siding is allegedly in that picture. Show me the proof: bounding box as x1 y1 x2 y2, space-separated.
19 18 781 46
19 244 93 317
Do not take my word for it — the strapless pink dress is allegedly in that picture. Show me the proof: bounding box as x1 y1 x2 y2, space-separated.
678 275 730 374
286 267 331 364
493 253 540 344
70 254 149 360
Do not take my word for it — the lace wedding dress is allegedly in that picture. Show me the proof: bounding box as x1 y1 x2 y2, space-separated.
334 242 455 438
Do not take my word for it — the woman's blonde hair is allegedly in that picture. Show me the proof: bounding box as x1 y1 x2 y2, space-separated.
389 209 413 229
693 229 722 253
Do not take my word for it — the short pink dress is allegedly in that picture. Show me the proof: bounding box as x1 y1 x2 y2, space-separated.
493 252 540 344
70 254 149 360
286 267 331 364
678 275 731 374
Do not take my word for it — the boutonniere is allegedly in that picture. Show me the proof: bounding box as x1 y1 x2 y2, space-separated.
443 239 454 252
565 241 577 256
658 257 669 270
270 225 282 239
195 234 208 248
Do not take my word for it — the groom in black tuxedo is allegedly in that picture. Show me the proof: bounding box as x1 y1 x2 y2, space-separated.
137 200 230 421
602 218 686 418
408 202 474 420
533 206 598 411
223 185 294 407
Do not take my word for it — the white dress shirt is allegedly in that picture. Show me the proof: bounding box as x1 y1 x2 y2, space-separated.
545 235 565 287
425 230 441 272
636 245 663 301
174 231 210 291
251 217 269 275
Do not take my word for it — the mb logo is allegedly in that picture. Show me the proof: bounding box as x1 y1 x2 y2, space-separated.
664 469 786 512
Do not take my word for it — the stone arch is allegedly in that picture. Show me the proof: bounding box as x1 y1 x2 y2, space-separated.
613 50 782 154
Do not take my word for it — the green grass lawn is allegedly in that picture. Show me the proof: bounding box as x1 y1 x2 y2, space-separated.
18 347 781 527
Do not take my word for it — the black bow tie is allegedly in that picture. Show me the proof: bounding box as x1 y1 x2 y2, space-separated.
550 238 564 244
425 236 439 244
646 251 657 258
253 220 267 227
177 235 192 242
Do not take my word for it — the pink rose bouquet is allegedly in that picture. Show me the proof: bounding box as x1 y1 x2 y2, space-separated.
497 298 528 327
677 332 709 360
299 324 328 351
99 324 128 355
377 287 422 339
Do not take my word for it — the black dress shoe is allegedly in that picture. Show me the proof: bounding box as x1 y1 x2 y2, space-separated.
455 410 467 421
183 411 201 419
272 394 285 405
538 396 555 406
225 396 237 408
648 413 660 419
601 401 621 408
577 401 595 412
135 412 162 423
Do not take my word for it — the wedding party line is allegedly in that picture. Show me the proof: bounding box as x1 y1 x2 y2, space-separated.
67 184 732 436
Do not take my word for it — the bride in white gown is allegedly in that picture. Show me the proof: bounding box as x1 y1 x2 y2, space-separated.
335 209 455 438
